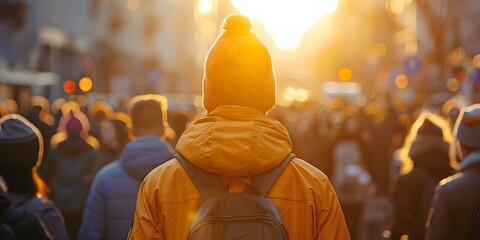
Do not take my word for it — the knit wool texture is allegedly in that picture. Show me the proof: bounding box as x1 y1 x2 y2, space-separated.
202 16 276 113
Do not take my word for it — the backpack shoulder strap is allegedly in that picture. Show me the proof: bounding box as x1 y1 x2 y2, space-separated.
175 153 227 200
251 153 296 196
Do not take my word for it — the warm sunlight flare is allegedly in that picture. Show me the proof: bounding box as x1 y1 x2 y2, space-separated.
198 0 213 15
231 0 339 49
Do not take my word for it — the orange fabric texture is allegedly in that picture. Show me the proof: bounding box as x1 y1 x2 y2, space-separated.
128 106 350 240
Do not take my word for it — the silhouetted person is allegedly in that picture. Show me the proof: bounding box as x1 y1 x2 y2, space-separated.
390 113 455 240
43 110 99 239
426 105 480 240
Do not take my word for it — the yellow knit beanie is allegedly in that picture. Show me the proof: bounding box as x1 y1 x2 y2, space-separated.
203 15 276 113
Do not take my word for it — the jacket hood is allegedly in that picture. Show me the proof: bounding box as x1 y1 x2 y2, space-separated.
175 105 292 177
458 151 480 172
119 136 174 180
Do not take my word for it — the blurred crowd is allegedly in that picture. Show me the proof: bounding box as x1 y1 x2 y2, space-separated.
0 91 478 240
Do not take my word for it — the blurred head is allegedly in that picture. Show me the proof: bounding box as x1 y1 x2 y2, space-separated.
58 110 90 137
441 99 463 128
454 104 480 160
100 118 130 150
88 101 114 120
203 14 276 113
0 99 19 117
30 96 50 112
66 113 83 134
401 112 455 173
0 114 47 197
128 94 167 137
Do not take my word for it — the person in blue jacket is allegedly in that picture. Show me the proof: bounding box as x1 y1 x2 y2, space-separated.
78 94 174 240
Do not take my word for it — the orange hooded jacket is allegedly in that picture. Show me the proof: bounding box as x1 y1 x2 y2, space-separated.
128 105 350 240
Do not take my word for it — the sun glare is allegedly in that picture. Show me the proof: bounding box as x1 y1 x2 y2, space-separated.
231 0 339 49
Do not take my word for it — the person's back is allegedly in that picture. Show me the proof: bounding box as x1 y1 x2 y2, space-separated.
79 95 174 240
426 105 480 240
128 15 350 240
46 110 99 239
390 116 455 240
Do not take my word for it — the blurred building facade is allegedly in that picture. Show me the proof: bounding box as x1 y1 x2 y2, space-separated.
1 0 202 107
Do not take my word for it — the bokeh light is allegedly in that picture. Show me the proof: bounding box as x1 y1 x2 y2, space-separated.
373 42 387 57
447 78 460 92
63 80 76 94
395 74 409 89
283 87 297 102
473 54 480 68
338 67 353 81
355 95 368 107
386 0 405 15
456 71 466 83
296 89 309 102
127 0 140 10
447 47 465 66
232 0 339 49
79 77 93 93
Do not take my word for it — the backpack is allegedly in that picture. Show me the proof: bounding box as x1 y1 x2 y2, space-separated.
0 194 49 240
175 153 295 240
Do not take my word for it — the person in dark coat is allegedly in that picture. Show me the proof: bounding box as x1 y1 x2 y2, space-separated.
426 104 480 240
390 113 455 240
43 110 99 239
0 114 68 239
78 94 174 240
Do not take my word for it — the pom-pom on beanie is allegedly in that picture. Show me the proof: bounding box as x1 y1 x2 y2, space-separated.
203 14 276 113
66 113 83 135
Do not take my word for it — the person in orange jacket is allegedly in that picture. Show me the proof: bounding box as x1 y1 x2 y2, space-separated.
128 14 350 240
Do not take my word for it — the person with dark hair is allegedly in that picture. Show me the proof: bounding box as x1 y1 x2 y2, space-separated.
43 110 100 239
0 114 68 239
95 116 132 171
129 15 349 240
79 94 174 240
426 105 480 240
390 113 455 240
88 101 114 141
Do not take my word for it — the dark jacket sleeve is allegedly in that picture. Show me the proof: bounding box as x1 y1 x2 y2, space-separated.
78 173 107 240
426 185 452 240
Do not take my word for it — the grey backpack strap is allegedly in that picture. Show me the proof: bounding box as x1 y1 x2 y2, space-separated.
251 153 296 196
175 153 227 200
